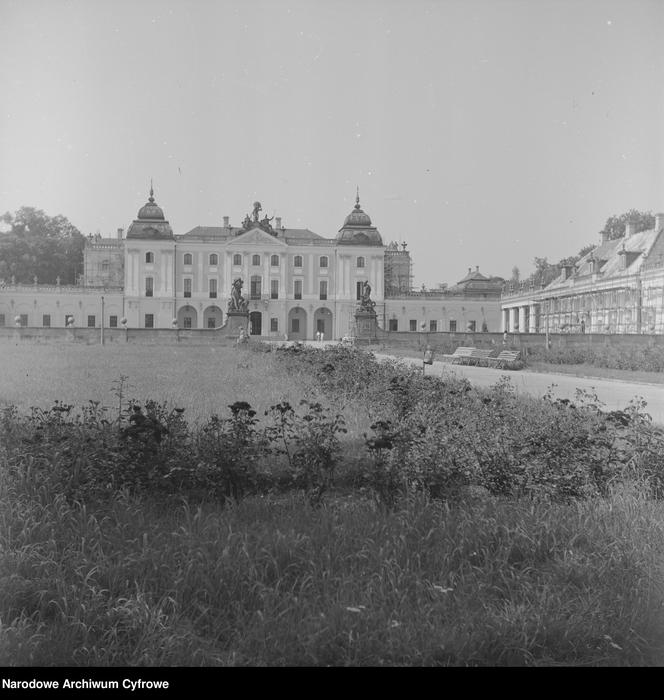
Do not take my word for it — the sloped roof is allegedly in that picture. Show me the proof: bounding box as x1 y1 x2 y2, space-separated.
545 228 662 291
179 226 327 243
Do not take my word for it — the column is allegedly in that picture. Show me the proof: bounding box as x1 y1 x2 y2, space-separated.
528 304 537 333
509 307 517 333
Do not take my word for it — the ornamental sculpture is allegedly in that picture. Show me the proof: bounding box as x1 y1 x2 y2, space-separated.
358 281 376 313
227 278 249 313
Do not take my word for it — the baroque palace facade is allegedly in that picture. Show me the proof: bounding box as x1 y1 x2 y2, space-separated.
501 214 664 335
0 188 503 338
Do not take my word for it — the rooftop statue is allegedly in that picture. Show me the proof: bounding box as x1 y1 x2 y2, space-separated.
252 201 262 222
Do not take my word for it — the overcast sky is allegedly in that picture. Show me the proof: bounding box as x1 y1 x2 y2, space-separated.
1 0 662 286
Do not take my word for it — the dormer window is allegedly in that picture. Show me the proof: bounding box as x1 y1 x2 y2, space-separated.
184 253 192 266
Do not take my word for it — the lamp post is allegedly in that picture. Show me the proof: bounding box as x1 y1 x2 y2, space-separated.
100 295 105 346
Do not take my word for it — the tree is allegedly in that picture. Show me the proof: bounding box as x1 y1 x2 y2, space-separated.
0 207 85 284
599 209 655 241
511 266 520 283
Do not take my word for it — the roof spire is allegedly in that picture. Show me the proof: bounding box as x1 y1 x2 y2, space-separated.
355 185 360 209
149 178 154 203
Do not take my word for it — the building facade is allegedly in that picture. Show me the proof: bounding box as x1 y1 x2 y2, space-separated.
501 215 664 334
0 187 503 337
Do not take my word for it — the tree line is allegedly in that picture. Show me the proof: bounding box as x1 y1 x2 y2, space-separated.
0 207 85 285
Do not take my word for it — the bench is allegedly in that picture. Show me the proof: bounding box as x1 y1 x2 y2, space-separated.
468 348 494 366
486 350 522 369
440 346 476 364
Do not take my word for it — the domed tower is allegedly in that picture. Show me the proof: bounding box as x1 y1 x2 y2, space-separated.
336 189 383 246
126 183 174 240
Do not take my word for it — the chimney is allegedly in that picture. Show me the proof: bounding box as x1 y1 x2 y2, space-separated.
275 217 282 229
475 265 480 272
625 220 636 237
223 216 230 227
656 213 664 231
468 267 471 274
600 230 609 244
117 228 123 240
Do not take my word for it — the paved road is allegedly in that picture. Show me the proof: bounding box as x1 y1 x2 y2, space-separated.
373 353 664 424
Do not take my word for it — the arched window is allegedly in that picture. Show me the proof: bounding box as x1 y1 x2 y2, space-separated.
294 255 303 268
252 254 261 266
145 252 154 264
356 256 365 268
209 253 218 266
271 254 279 267
233 253 242 266
184 253 192 265
319 256 329 268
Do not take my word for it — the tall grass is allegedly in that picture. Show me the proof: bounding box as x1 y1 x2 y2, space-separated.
2 482 664 666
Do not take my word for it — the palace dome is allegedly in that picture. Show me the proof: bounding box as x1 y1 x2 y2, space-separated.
137 187 165 220
336 191 383 246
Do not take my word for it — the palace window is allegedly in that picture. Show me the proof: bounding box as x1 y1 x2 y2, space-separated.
145 314 154 328
184 253 192 265
250 275 262 299
271 279 279 299
294 255 303 268
319 280 328 301
294 279 302 300
20 314 28 327
207 317 216 329
291 318 300 333
209 253 218 266
468 320 477 332
356 256 365 268
429 320 437 332
109 316 118 328
88 315 96 328
145 277 153 297
270 317 279 332
64 315 73 327
319 256 328 268
449 320 457 332
145 252 154 263
252 254 261 266
233 253 242 266
42 314 51 327
356 281 364 300
183 316 192 329
184 278 192 298
209 279 217 299
409 320 417 332
389 319 398 331
0 314 5 327
271 254 279 267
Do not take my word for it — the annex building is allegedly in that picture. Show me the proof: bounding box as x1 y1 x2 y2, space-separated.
501 215 664 334
0 188 503 338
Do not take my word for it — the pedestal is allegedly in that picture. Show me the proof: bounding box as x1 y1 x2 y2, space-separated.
354 310 378 342
224 311 250 339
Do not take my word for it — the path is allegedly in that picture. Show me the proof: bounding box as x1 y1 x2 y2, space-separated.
373 353 664 424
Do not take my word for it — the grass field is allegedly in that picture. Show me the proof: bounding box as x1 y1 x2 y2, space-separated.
0 343 328 422
3 341 664 666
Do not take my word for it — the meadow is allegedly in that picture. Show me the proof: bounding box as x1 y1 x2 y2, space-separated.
2 341 664 666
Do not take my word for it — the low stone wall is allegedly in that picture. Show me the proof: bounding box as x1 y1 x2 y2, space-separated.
373 329 664 355
3 325 664 352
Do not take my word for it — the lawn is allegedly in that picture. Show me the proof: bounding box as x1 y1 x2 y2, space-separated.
2 341 664 666
0 343 324 422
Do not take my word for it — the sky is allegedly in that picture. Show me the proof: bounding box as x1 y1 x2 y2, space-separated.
1 0 662 287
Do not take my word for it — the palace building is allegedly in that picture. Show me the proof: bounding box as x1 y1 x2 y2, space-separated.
0 187 503 338
501 215 664 335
